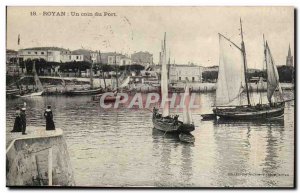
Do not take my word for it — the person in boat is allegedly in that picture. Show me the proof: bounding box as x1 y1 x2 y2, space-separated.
20 107 27 135
11 107 22 132
44 105 55 130
173 115 179 126
153 107 158 117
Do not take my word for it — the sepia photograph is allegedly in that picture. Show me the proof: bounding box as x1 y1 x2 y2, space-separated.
5 6 295 188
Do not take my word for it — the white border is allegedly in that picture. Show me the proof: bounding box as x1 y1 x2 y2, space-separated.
1 1 298 193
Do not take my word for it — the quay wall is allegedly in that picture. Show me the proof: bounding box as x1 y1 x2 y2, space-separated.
6 128 75 186
172 82 294 92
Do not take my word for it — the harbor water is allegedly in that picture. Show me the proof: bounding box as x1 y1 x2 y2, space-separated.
6 91 294 187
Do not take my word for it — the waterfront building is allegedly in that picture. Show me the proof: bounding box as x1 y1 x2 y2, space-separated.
71 49 92 62
105 52 132 65
131 51 153 66
18 47 72 63
90 51 100 63
169 64 203 83
6 49 21 76
202 66 219 72
6 49 18 64
286 44 293 67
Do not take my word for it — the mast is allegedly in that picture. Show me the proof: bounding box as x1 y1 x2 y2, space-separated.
240 18 251 106
261 34 267 105
115 52 118 91
161 32 169 117
90 54 94 89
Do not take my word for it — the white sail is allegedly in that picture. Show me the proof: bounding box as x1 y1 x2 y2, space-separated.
265 41 283 103
32 62 43 91
58 72 66 88
183 84 192 124
119 76 130 88
161 32 169 117
216 34 245 106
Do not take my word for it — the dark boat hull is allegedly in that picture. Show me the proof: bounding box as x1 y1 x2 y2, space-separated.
6 89 20 98
66 88 103 96
152 114 195 133
213 103 285 120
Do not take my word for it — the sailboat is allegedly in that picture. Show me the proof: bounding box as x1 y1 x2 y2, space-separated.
92 53 124 102
152 33 195 133
65 61 103 96
18 61 44 97
211 19 285 120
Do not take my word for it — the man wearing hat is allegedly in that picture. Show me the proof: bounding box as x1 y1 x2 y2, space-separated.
20 107 27 135
44 105 55 130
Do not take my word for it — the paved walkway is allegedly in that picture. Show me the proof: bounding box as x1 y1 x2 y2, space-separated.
6 126 63 151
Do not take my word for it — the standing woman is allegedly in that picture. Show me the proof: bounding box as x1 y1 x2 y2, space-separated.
11 107 22 132
44 105 55 130
20 107 27 135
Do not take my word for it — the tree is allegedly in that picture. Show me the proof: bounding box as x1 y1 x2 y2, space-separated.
277 65 294 82
94 63 114 89
202 71 218 82
127 64 145 75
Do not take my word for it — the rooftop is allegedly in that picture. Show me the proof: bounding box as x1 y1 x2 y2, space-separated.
20 47 69 52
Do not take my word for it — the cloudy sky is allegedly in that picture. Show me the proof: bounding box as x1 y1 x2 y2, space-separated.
7 6 294 68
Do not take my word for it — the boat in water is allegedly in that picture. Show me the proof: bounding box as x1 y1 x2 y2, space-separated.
6 88 20 98
152 33 195 134
65 87 103 96
210 19 285 120
17 62 44 97
66 61 103 96
92 53 128 102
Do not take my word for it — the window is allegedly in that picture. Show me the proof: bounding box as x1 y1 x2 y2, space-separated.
28 52 31 54
69 56 71 59
192 77 195 82
76 56 79 59
41 52 44 55
179 77 181 80
35 52 38 54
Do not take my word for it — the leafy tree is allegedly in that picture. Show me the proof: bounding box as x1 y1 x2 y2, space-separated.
277 65 294 82
202 71 218 82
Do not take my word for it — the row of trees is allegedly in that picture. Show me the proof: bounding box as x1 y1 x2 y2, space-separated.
202 65 294 83
19 58 145 75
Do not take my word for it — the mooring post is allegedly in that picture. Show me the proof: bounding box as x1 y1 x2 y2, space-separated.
48 147 53 186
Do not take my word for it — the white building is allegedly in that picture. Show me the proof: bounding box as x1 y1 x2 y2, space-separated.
107 53 131 66
169 64 203 83
71 49 92 62
18 47 72 63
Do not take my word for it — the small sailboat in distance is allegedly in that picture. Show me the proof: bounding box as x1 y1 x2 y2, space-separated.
18 61 44 97
152 33 195 133
211 19 285 120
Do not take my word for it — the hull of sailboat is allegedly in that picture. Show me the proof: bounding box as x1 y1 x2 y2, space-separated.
65 88 103 96
92 94 124 102
6 89 20 97
18 91 44 98
152 114 195 133
213 103 285 120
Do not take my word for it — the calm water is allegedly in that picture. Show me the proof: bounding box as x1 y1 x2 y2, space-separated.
6 91 294 187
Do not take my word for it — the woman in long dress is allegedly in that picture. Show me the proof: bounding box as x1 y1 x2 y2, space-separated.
44 105 55 130
11 107 22 132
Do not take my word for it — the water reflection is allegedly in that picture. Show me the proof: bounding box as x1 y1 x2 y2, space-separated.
151 129 194 186
180 142 193 186
6 91 294 187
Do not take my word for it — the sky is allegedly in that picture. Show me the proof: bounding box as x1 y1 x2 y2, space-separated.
6 6 294 68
